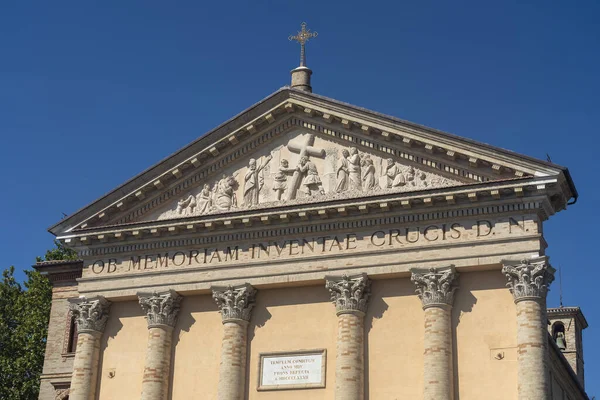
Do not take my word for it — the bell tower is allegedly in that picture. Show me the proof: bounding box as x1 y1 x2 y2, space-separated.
547 306 588 387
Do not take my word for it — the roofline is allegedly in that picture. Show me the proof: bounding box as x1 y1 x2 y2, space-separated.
290 89 578 201
49 86 577 234
48 87 291 234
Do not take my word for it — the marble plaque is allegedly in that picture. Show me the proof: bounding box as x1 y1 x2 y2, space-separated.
258 349 326 391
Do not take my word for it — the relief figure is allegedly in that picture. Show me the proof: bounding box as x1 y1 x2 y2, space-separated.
380 158 406 188
298 156 325 196
362 155 378 191
243 155 272 207
196 184 212 214
335 149 350 192
213 175 238 211
176 194 196 215
272 159 296 201
347 147 362 192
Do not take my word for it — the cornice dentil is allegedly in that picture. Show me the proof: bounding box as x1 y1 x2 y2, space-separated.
502 256 555 303
138 290 182 328
325 274 371 316
68 296 111 334
410 266 459 309
212 284 256 323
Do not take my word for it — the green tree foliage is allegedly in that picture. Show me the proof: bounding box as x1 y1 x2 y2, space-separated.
0 241 78 400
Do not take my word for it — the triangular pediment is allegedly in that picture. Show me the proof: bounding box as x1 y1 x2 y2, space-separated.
140 128 465 222
50 87 575 236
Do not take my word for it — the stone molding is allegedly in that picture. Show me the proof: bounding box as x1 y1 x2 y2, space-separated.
138 290 182 328
68 296 111 334
325 273 371 316
410 265 459 309
212 283 256 323
502 256 555 303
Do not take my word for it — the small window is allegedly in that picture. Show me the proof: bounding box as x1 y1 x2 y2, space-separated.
67 315 78 353
552 322 566 350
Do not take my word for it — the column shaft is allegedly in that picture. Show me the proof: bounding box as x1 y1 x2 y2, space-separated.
141 326 174 400
423 306 453 400
502 256 555 400
69 331 101 400
516 300 549 399
335 312 365 400
217 321 248 400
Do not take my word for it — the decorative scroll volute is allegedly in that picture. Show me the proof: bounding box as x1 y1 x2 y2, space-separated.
325 274 371 316
410 266 459 309
212 284 256 324
138 290 182 328
68 296 111 334
502 256 555 303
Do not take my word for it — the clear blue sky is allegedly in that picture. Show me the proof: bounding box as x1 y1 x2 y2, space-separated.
1 0 598 395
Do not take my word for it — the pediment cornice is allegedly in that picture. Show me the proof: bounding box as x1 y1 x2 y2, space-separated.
58 175 559 251
50 88 575 238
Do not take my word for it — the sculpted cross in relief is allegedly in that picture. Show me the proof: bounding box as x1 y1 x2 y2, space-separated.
286 133 326 200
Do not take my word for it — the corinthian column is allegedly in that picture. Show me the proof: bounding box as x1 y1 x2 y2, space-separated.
410 266 458 400
138 290 182 400
212 284 256 400
325 274 371 400
68 296 111 400
502 257 555 400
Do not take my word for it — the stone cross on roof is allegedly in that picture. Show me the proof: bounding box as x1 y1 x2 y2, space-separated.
289 22 318 67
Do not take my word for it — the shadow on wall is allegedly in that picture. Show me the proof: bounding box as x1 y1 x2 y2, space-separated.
452 270 508 399
96 300 141 398
363 278 416 400
245 285 331 399
168 294 214 400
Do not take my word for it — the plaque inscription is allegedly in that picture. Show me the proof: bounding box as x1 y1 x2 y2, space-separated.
258 349 326 391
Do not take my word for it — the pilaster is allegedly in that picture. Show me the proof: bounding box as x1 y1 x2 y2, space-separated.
212 284 256 400
138 290 182 400
411 266 458 400
502 256 555 400
326 274 370 400
68 296 111 400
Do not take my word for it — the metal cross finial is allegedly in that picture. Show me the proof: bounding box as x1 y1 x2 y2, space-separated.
288 22 318 67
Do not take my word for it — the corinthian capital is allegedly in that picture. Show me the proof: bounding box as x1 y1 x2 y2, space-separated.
325 273 371 316
68 296 111 334
138 290 182 328
502 256 555 303
212 284 256 324
410 266 459 309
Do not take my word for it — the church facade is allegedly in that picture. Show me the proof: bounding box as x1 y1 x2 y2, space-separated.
36 40 588 400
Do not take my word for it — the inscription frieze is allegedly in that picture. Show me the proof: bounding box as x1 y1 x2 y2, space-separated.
86 216 536 277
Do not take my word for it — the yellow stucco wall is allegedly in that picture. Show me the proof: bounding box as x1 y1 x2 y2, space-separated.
454 270 518 399
170 294 222 400
247 285 337 400
97 301 147 400
93 272 520 399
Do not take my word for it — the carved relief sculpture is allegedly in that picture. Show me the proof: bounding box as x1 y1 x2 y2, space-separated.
213 175 238 211
410 266 459 308
272 159 296 200
68 296 111 333
196 184 212 214
362 155 378 191
298 156 325 196
335 149 350 193
380 158 406 189
325 274 371 315
176 193 197 215
138 290 182 328
347 147 362 192
501 256 555 302
243 155 272 207
212 284 257 323
286 134 326 200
